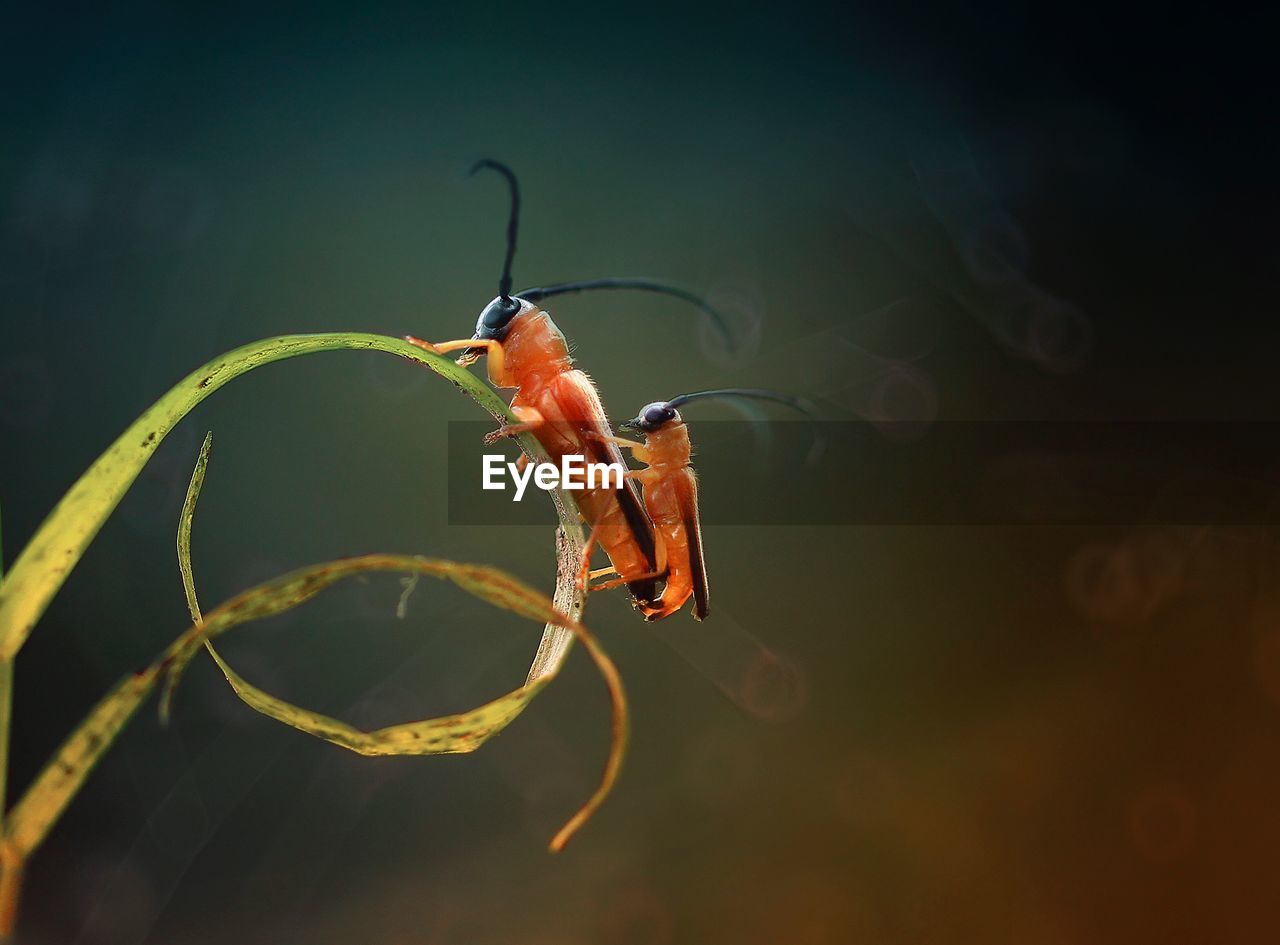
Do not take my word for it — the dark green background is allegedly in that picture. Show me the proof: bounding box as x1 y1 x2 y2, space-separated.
2 4 1279 943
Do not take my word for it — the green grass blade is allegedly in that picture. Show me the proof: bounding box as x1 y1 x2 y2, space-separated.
203 643 552 755
5 550 620 863
524 527 585 686
0 502 11 936
162 549 624 849
174 439 612 844
0 497 9 822
177 431 213 626
0 332 516 663
175 438 552 753
2 666 160 859
160 554 582 717
0 325 603 916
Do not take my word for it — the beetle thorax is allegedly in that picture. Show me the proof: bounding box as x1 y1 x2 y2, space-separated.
490 306 572 388
643 422 692 470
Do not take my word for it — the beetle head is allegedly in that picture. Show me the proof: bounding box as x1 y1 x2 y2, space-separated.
621 401 681 433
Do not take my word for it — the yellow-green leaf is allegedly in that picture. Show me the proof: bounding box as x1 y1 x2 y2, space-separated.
2 666 160 859
0 332 527 663
5 550 617 863
166 549 623 850
174 433 612 844
160 554 577 715
177 431 213 626
203 643 552 756
177 439 561 752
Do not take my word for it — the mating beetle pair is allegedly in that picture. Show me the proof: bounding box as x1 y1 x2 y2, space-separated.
408 160 815 621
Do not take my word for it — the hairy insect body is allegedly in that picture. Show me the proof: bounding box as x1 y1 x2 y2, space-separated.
486 305 660 606
629 421 707 621
425 159 741 617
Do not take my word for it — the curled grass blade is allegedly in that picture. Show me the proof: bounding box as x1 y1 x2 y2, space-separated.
176 441 617 843
0 329 596 930
5 551 621 871
1 500 9 810
0 332 533 663
176 437 612 842
1 668 160 861
202 644 554 756
160 554 580 716
164 553 625 850
177 431 213 626
176 437 558 753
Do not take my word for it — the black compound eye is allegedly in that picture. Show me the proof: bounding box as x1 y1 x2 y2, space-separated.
475 296 522 339
642 402 676 429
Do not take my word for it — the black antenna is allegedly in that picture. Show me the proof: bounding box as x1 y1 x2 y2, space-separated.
517 277 737 351
667 388 825 465
470 159 520 301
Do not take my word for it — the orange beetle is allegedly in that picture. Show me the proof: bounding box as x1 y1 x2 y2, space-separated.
586 388 822 621
408 161 734 608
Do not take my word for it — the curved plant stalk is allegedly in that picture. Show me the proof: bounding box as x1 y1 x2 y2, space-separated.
0 330 592 937
175 437 620 844
160 554 590 730
161 558 624 847
1 553 617 919
0 332 543 663
176 432 214 630
1 669 158 876
200 644 553 755
0 509 14 940
0 502 8 809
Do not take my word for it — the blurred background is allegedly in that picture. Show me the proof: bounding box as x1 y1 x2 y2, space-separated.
2 3 1279 943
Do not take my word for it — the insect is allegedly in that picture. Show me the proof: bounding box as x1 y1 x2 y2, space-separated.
583 388 822 622
407 160 734 608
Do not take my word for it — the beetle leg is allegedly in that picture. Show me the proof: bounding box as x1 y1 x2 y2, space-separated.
483 405 545 444
403 336 507 376
591 432 645 451
575 528 601 591
575 519 669 593
586 569 666 593
574 527 630 589
401 332 437 350
403 335 441 353
579 523 669 593
639 598 686 621
584 430 651 464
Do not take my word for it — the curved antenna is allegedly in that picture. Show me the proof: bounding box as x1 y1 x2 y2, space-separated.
667 388 825 465
517 277 736 351
667 387 817 414
470 159 520 301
